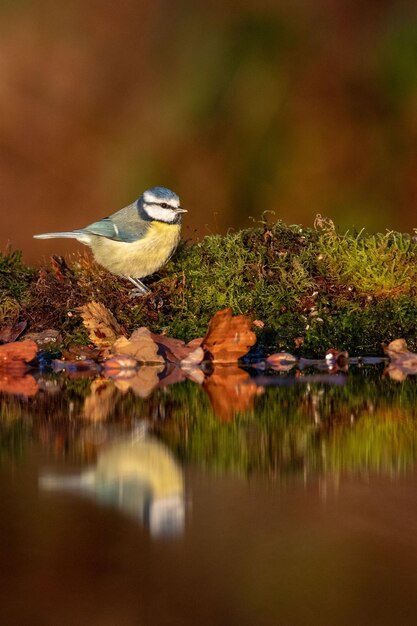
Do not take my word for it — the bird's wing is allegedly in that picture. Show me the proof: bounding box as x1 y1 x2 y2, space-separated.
83 202 150 243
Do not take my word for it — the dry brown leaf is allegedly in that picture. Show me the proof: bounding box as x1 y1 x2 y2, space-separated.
0 374 38 397
187 338 204 350
150 333 190 361
325 348 349 371
113 365 164 398
0 340 37 366
103 354 138 372
150 333 204 363
25 329 62 347
266 352 298 371
0 320 27 344
78 301 122 348
62 344 101 360
83 379 117 421
201 308 256 363
203 365 262 421
112 328 164 364
180 346 205 368
384 339 410 358
384 339 417 380
50 255 73 281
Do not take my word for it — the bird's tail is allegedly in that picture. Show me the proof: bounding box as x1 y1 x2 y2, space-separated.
33 230 90 242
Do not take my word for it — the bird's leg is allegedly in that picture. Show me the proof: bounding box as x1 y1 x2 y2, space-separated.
127 276 150 297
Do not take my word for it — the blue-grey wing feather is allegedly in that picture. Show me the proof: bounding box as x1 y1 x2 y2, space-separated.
82 202 149 243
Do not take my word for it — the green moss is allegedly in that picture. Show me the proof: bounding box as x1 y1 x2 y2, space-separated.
0 249 35 325
3 218 417 355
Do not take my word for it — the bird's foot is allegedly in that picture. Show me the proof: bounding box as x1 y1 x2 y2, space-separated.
129 288 151 299
127 276 150 297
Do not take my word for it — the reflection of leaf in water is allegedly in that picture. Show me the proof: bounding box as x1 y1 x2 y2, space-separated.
0 374 38 397
114 365 164 398
202 308 256 363
112 328 164 364
203 366 262 421
83 379 117 421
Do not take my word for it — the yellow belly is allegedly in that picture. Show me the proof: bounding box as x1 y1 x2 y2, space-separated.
90 222 181 278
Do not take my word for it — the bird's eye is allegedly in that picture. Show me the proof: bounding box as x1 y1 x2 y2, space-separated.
160 202 168 209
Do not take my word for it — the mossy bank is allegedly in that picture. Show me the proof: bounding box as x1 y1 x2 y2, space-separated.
2 217 417 356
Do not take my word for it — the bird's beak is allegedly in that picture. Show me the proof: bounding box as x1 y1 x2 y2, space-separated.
175 206 187 213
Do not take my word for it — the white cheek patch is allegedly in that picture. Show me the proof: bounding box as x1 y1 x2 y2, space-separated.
145 204 178 222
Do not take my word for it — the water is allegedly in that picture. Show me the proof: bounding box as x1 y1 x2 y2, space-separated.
1 364 417 625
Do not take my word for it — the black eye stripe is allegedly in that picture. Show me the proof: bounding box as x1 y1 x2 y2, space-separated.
144 200 176 210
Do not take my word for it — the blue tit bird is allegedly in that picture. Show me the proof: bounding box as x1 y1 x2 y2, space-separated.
34 186 187 295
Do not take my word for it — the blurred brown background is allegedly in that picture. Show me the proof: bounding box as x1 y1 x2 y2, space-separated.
1 0 417 264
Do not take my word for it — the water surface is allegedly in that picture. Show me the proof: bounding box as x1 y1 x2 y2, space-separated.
1 365 417 625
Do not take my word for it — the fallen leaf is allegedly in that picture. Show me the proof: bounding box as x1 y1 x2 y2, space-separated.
325 349 349 371
384 339 410 358
0 374 38 397
150 333 190 361
187 338 204 350
50 255 67 280
203 365 263 421
201 308 256 363
384 339 417 380
150 333 204 363
253 319 265 328
294 337 304 348
0 320 27 344
180 346 205 368
62 344 101 360
78 301 122 348
25 329 62 347
112 328 164 364
0 340 37 367
266 352 298 371
83 379 118 421
103 354 138 372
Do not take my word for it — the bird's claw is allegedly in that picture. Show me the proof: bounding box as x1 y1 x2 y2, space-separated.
129 288 151 298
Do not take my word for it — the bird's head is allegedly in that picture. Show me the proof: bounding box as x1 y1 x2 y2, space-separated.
139 187 187 223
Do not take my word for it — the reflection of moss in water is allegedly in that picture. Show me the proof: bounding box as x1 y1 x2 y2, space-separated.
2 367 417 477
0 418 31 464
158 369 417 478
323 413 417 476
163 408 417 479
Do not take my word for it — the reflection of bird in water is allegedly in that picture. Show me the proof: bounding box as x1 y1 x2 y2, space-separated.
39 435 185 537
